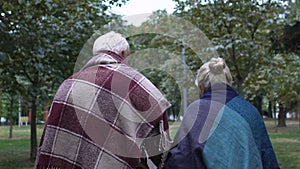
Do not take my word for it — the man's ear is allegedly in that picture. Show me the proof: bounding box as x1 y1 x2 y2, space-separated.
120 50 125 57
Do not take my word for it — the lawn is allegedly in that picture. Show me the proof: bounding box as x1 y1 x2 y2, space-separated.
0 120 299 169
265 119 300 169
0 125 44 169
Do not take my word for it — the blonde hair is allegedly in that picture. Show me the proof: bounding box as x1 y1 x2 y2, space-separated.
92 31 130 57
195 57 232 89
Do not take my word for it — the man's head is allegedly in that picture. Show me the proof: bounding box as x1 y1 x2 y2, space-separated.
195 57 232 94
93 31 130 58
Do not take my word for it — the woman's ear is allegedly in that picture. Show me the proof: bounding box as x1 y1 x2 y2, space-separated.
200 85 206 96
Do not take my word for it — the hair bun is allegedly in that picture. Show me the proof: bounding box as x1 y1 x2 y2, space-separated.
208 57 226 74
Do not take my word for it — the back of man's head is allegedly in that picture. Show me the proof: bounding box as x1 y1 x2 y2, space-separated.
93 31 130 58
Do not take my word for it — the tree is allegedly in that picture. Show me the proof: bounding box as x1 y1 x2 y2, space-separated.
264 53 299 126
173 0 288 96
0 0 128 161
0 51 25 138
125 10 208 118
172 0 298 126
266 3 300 126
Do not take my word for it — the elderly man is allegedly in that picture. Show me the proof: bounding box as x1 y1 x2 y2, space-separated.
35 32 171 169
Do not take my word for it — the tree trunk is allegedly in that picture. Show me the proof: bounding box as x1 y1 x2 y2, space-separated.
30 69 40 161
253 95 263 116
268 101 273 118
277 103 286 127
9 120 13 138
234 78 243 97
297 97 300 129
30 95 38 161
9 98 14 139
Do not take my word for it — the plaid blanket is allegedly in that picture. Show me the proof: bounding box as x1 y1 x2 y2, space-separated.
163 84 280 169
35 51 171 169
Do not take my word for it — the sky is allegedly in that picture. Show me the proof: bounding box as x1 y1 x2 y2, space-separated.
110 0 176 16
109 0 176 26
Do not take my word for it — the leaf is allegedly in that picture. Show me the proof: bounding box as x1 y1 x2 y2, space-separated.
34 0 42 5
18 0 25 5
15 75 31 86
0 52 7 63
3 3 13 11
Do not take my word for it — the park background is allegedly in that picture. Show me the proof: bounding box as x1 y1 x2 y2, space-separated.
0 0 300 168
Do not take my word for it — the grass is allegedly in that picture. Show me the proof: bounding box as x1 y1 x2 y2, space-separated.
0 120 299 169
265 119 300 169
0 125 44 169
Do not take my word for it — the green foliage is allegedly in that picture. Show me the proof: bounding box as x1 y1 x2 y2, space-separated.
0 0 128 159
125 11 215 117
172 0 300 115
0 0 128 103
141 68 182 119
0 95 10 118
0 94 20 124
175 0 289 94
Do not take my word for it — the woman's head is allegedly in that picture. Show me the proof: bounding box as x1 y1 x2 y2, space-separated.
92 31 130 58
195 57 232 93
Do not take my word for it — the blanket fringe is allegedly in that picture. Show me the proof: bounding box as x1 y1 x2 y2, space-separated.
35 165 61 169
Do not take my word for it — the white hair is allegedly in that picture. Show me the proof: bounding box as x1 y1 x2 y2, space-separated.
195 57 233 89
92 31 130 57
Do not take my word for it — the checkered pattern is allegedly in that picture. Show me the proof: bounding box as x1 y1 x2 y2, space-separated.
35 51 171 169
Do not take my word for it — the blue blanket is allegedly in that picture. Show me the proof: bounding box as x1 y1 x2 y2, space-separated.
163 84 280 169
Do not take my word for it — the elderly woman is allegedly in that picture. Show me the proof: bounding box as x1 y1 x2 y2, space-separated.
35 32 171 169
163 57 280 169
